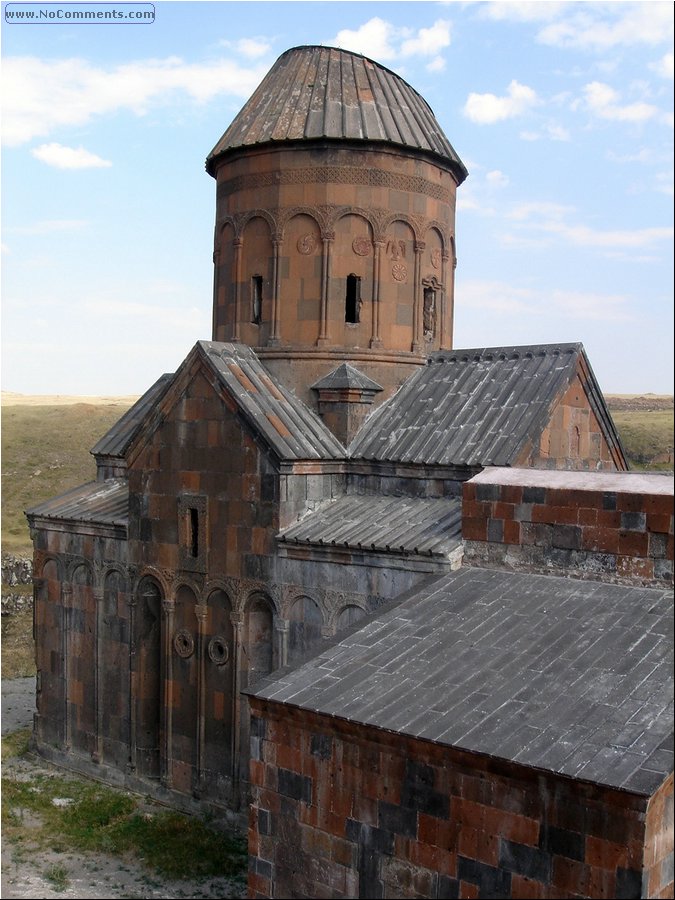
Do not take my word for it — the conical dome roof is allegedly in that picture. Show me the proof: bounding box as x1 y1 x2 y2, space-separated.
206 45 467 183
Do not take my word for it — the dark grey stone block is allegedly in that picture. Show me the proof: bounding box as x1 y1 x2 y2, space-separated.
499 840 552 882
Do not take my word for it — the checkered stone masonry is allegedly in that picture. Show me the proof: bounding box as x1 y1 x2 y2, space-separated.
246 702 663 899
462 470 673 588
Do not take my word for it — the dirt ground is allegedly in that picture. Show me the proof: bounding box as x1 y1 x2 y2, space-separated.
1 750 248 900
1 678 247 900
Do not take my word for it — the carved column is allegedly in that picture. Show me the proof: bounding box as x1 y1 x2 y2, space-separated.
194 601 208 796
230 610 244 806
93 585 105 764
317 232 334 346
62 583 72 750
370 240 384 349
160 598 175 788
412 241 425 352
269 239 282 346
212 239 220 341
232 237 243 342
127 590 137 773
442 250 457 350
275 617 289 669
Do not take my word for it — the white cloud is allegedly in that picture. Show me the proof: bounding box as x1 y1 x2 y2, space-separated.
508 201 573 222
480 2 567 24
582 81 659 123
486 169 509 188
541 220 673 249
331 17 451 64
537 3 674 50
2 55 269 146
332 17 398 60
655 172 674 196
650 52 675 80
463 80 539 124
31 143 112 169
220 37 272 60
518 123 570 142
401 20 451 57
461 279 633 321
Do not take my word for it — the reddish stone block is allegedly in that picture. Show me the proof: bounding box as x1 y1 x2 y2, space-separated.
585 835 627 870
642 494 674 517
511 873 547 899
459 880 480 898
462 518 488 542
617 531 649 557
578 507 598 526
596 509 622 528
248 872 272 897
457 825 479 859
582 527 619 554
501 485 524 505
504 521 520 546
616 492 647 513
494 502 515 521
250 759 265 786
463 500 493 519
552 856 591 896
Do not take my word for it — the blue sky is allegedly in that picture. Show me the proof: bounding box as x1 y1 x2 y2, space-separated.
2 0 673 395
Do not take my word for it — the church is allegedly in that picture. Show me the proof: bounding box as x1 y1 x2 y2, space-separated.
27 47 672 899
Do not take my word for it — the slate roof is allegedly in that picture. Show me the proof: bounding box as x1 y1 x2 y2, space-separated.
196 342 345 461
312 363 383 393
278 495 462 558
91 374 174 459
206 45 468 183
250 566 674 795
350 343 626 468
26 479 128 528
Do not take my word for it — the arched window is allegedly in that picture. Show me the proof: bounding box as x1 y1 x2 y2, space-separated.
345 274 361 323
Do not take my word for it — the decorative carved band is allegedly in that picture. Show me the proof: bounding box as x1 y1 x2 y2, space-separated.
218 166 451 203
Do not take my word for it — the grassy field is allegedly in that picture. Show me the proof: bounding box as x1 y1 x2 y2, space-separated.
2 399 136 555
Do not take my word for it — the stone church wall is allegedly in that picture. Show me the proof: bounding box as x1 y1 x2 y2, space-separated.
462 469 673 588
643 772 674 899
247 701 654 899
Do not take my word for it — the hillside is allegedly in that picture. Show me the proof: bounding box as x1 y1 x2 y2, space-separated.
1 392 673 556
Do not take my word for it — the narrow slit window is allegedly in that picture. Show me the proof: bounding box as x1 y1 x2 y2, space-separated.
345 274 361 323
251 275 263 325
188 508 199 558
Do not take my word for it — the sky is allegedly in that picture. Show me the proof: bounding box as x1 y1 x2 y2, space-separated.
1 0 673 396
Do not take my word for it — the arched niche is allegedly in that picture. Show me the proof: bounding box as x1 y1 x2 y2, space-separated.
101 570 129 763
288 595 324 666
240 215 274 346
244 594 274 686
214 221 236 342
203 588 235 791
280 213 322 346
331 213 374 348
135 575 162 777
381 219 416 350
69 563 95 755
336 604 367 632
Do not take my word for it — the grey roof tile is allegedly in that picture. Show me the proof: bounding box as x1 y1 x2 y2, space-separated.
91 374 174 458
206 46 467 183
26 479 128 528
350 343 626 468
278 494 462 558
249 566 673 794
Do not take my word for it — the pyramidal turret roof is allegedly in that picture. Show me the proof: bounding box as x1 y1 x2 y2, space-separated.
206 45 468 183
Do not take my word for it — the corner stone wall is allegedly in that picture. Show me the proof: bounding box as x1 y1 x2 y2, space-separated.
462 469 673 588
247 701 656 899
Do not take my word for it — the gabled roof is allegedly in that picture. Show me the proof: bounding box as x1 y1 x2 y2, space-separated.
196 342 345 461
278 495 462 559
91 374 174 459
312 363 383 394
206 45 468 184
350 343 626 468
250 566 674 795
26 479 128 528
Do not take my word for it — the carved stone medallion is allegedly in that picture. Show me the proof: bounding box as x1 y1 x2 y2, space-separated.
297 234 317 255
208 636 229 666
392 263 408 282
173 629 195 659
352 236 371 256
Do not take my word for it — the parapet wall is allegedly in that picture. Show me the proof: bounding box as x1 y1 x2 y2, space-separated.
462 468 673 588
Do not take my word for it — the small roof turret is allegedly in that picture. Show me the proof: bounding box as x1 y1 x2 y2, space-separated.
206 45 468 183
